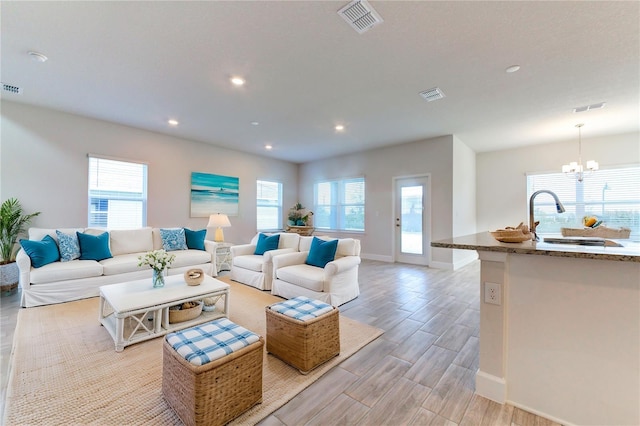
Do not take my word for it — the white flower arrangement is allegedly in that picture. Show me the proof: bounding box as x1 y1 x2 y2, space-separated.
138 249 176 273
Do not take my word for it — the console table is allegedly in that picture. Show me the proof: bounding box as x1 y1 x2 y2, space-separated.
285 225 314 236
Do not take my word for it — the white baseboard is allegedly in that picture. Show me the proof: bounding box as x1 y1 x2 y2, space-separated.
475 370 506 403
429 260 453 270
506 400 574 426
360 253 393 262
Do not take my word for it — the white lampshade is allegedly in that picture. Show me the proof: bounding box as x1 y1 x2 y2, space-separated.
207 213 231 242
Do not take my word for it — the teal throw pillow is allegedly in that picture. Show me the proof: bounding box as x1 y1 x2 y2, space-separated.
19 235 60 268
160 228 188 251
254 233 280 255
77 231 113 261
56 230 81 262
306 237 338 268
184 228 206 251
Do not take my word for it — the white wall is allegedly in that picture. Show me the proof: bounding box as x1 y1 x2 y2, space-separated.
299 135 464 266
452 136 478 267
0 101 298 244
476 132 640 233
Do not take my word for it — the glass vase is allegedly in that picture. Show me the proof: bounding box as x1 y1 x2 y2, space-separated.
152 269 165 288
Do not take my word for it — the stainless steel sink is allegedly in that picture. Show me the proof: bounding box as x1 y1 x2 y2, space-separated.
543 237 623 247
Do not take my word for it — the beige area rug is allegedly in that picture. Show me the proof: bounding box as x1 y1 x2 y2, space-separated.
4 278 383 425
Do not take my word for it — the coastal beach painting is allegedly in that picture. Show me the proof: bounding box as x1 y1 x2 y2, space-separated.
190 172 239 217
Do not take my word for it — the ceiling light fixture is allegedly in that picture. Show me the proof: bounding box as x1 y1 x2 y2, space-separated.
562 123 598 182
28 51 48 63
251 121 260 126
231 77 245 86
265 144 273 150
167 119 179 126
505 65 520 73
335 125 345 131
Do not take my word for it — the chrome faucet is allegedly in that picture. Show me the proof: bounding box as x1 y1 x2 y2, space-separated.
529 190 566 241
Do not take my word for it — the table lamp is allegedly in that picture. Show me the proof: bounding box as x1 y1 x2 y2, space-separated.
207 213 231 242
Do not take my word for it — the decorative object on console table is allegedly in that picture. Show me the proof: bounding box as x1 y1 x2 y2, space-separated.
285 225 315 236
207 213 231 242
0 198 40 294
137 249 176 288
288 203 313 226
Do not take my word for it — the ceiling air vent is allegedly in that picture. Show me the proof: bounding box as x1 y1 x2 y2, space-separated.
419 87 445 102
1 82 22 94
573 102 606 113
338 0 383 34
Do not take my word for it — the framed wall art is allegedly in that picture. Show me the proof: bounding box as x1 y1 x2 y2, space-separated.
190 172 239 217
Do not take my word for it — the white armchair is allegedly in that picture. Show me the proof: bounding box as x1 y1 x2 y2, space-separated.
229 232 300 291
271 237 361 307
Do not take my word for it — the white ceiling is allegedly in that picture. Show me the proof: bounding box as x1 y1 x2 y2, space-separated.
2 1 638 164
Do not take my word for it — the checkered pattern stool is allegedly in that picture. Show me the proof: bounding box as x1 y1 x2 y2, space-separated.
162 318 263 426
265 296 340 374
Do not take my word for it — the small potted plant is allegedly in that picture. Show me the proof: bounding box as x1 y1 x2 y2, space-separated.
0 198 40 293
288 202 305 226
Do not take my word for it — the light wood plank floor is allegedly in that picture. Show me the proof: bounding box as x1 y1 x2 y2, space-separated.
0 260 560 425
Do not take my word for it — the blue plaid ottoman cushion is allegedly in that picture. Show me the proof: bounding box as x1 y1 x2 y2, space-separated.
165 318 260 366
269 296 333 321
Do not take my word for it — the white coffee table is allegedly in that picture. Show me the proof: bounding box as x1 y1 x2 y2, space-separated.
99 274 230 352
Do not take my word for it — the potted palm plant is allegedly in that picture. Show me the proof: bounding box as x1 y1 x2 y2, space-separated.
0 198 40 293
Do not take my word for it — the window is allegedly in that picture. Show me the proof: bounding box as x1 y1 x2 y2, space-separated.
527 165 640 239
88 156 147 229
314 177 365 231
256 180 282 230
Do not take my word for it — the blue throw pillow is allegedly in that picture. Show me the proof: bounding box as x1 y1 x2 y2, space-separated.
160 228 188 251
19 235 60 268
77 231 113 261
184 228 206 251
254 233 280 255
306 237 338 268
56 230 81 262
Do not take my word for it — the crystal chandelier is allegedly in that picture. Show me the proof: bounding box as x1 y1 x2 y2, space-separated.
562 123 598 182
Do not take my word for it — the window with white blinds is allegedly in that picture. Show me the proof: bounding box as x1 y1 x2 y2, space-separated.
256 180 282 230
526 165 640 239
314 177 365 231
88 156 147 229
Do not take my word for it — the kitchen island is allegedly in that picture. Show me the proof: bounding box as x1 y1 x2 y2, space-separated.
432 233 639 426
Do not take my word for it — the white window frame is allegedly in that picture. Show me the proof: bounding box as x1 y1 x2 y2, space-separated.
88 155 148 229
526 164 640 239
256 179 283 231
314 177 365 231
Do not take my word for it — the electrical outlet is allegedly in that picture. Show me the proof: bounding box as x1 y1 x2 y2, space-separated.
484 282 501 305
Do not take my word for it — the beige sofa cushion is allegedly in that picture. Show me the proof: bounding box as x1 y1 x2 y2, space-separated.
276 264 325 292
100 253 147 275
109 227 153 256
30 260 103 284
170 249 212 269
28 228 84 242
233 255 265 272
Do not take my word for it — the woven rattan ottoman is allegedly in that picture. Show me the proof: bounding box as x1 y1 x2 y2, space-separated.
266 296 340 374
162 318 263 426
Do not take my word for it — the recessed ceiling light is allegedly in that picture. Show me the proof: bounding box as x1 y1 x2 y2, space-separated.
265 144 273 150
251 121 260 126
231 77 245 86
168 119 179 126
505 65 521 73
335 125 345 131
28 51 48 63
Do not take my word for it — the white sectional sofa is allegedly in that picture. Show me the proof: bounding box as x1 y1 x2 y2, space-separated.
17 227 218 308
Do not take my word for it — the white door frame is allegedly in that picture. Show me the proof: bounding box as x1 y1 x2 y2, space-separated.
392 174 431 266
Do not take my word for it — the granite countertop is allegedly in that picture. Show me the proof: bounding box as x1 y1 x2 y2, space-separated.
431 232 640 263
